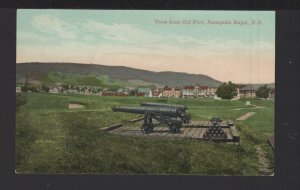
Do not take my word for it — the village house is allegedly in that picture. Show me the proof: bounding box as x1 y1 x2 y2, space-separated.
194 85 208 97
101 91 116 96
151 88 163 97
136 87 152 97
116 88 129 96
162 86 172 98
162 86 182 98
236 84 246 97
182 85 216 98
182 86 195 98
76 86 86 94
239 84 256 98
206 86 217 97
49 87 59 94
173 88 182 98
65 89 79 94
193 85 201 97
84 88 91 95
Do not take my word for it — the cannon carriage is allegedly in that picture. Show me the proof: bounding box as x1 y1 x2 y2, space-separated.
109 104 239 142
111 105 187 134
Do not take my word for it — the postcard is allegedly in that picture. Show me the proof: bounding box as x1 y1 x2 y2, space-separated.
16 10 275 175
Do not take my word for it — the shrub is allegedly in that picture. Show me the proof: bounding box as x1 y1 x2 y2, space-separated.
216 81 237 99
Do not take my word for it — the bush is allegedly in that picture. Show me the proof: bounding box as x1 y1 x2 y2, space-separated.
42 84 50 92
256 85 270 99
21 85 28 92
216 81 237 99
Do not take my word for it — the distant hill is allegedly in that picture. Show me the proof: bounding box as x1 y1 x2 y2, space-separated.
16 62 222 87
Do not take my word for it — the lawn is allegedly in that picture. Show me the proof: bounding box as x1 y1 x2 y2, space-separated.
16 93 274 175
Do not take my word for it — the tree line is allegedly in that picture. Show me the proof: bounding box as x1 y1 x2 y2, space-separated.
216 82 271 99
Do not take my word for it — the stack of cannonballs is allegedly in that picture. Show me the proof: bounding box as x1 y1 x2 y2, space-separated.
204 117 227 140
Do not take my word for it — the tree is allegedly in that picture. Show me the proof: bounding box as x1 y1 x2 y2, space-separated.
61 84 69 90
149 85 156 90
109 86 120 92
21 85 28 92
129 89 137 96
28 86 38 92
216 81 237 99
42 84 50 92
256 85 270 98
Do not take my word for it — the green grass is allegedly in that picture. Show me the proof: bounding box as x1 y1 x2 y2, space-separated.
16 93 274 175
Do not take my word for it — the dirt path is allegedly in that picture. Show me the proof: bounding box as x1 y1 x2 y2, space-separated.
253 105 269 109
236 112 256 120
232 105 269 111
255 145 274 176
69 103 85 109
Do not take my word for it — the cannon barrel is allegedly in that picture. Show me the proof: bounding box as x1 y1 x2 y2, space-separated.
112 106 181 116
140 102 188 110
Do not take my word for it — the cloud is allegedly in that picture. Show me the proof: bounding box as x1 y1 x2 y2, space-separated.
82 20 166 45
81 20 274 57
83 35 95 42
82 20 212 47
32 14 77 39
17 31 50 42
28 15 274 57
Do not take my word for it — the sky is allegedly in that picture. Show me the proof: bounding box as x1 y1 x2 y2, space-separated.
17 10 275 83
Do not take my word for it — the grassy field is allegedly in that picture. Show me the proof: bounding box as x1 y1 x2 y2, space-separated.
16 93 274 175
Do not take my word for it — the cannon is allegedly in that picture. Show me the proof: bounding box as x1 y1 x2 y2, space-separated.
140 102 191 123
111 106 183 134
140 102 188 110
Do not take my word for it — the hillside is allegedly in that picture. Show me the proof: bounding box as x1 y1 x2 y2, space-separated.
16 62 222 87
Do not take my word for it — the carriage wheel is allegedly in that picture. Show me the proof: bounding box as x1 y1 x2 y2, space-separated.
141 123 152 134
169 124 178 134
